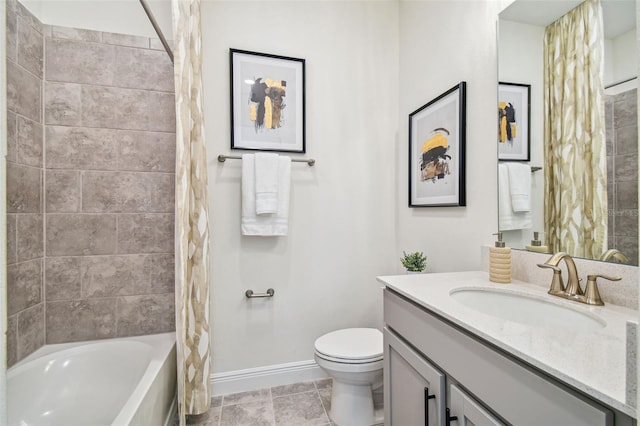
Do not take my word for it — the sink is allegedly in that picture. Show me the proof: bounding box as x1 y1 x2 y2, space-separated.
450 288 606 331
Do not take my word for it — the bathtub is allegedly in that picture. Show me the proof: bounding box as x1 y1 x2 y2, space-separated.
8 332 177 426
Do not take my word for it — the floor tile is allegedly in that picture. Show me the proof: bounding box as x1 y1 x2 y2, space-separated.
273 390 329 426
220 400 275 426
271 380 317 397
223 388 271 406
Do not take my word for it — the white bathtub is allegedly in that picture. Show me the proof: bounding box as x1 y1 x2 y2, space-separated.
8 332 177 426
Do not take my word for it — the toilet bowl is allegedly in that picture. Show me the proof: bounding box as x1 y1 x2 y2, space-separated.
314 328 383 426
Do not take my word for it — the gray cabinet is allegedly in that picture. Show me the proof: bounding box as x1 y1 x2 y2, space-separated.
383 288 621 426
449 384 502 426
384 328 446 426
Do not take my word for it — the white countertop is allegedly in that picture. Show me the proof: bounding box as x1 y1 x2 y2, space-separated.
377 270 638 418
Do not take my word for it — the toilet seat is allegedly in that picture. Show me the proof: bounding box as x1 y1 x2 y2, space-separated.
314 328 382 364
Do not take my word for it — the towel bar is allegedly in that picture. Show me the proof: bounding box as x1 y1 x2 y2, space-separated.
218 154 315 166
245 288 275 298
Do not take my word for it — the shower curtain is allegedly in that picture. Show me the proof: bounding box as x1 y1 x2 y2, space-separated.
543 0 607 259
172 0 211 423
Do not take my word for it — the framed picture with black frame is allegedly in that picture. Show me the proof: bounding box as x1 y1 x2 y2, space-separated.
408 82 467 207
498 82 530 161
230 49 306 153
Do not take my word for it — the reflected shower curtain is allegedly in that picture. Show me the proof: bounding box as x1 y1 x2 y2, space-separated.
543 0 607 259
172 0 211 424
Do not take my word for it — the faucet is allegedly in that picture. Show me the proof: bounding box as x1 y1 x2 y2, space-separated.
599 248 631 264
537 252 621 306
537 252 582 297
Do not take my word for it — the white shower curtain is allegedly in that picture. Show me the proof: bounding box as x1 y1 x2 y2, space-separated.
172 0 211 424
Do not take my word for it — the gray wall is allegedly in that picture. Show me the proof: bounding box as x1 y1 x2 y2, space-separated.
6 0 176 366
606 88 639 266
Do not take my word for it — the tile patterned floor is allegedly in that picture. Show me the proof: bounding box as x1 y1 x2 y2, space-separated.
175 378 384 426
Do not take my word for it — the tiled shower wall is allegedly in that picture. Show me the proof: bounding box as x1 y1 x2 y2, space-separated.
605 88 639 266
6 0 177 365
6 0 45 367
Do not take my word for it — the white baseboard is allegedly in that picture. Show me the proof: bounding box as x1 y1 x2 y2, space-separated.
211 360 328 397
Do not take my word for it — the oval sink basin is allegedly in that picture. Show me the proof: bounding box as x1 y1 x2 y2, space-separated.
450 288 606 331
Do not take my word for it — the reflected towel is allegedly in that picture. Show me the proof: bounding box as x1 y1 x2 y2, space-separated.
506 163 531 212
255 153 279 215
499 163 532 230
242 154 291 236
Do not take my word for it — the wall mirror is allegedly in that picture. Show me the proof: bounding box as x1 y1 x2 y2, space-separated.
498 0 638 265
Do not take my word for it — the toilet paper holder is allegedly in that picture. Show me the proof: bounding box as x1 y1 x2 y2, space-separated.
245 288 275 298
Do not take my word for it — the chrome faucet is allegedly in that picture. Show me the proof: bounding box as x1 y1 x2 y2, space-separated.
537 252 621 306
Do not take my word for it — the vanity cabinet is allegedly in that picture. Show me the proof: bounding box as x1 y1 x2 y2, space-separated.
383 288 622 426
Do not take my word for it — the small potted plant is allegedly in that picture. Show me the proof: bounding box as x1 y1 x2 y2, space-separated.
401 251 427 273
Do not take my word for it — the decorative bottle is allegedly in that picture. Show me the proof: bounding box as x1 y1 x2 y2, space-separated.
489 232 511 284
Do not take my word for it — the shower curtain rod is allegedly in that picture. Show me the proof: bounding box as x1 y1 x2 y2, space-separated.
139 0 174 64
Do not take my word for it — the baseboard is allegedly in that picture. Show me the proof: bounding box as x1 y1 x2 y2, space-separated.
211 360 328 396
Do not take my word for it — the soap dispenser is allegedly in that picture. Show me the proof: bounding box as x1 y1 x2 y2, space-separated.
489 232 511 283
525 231 550 253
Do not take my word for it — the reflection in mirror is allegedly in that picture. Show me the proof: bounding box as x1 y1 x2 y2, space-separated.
498 0 638 265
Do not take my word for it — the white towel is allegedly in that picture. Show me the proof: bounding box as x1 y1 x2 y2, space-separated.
498 163 532 230
255 153 279 215
242 154 291 236
505 163 531 212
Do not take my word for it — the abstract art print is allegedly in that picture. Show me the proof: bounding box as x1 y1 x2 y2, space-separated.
230 49 306 153
409 82 466 207
498 82 530 161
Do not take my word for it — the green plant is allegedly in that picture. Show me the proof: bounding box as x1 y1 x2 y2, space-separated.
400 251 427 272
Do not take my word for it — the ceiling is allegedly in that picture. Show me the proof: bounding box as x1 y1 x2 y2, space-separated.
500 0 636 39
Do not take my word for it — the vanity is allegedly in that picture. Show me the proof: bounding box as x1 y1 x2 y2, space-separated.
377 271 638 426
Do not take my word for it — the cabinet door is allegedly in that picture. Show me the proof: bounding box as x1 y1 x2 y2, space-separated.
384 327 446 426
449 384 504 426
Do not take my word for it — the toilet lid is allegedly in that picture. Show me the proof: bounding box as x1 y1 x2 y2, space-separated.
314 328 383 362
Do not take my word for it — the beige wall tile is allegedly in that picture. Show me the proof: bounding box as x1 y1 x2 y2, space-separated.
81 85 149 130
7 9 17 63
46 170 81 212
44 82 81 126
116 293 175 337
46 126 118 170
7 162 41 213
16 213 43 262
7 214 17 265
117 214 174 254
82 171 174 213
46 257 82 300
114 46 174 92
17 16 44 78
16 1 43 34
148 254 175 294
148 91 176 132
7 315 18 367
46 299 117 343
16 115 43 167
7 259 42 316
47 214 117 256
17 303 45 361
7 60 41 122
118 131 175 172
7 111 17 163
50 25 101 42
81 255 150 297
46 38 116 85
102 32 148 48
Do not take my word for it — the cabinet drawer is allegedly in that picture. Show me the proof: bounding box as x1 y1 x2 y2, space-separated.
384 288 613 426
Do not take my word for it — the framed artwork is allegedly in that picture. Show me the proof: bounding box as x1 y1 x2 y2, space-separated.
230 49 306 153
408 82 466 207
498 82 530 161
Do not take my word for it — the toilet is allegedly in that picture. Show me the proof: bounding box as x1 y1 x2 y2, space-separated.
314 328 383 426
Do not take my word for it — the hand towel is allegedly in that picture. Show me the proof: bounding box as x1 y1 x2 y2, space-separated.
242 154 291 236
506 162 531 212
255 153 279 215
499 163 532 230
